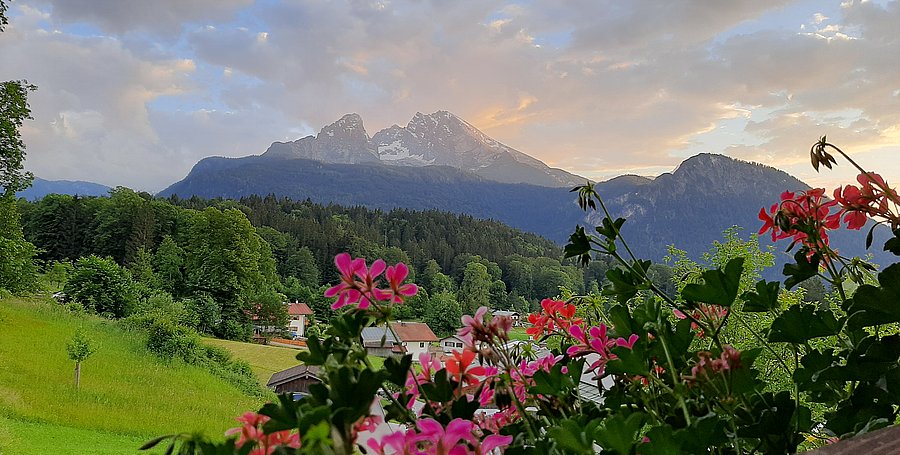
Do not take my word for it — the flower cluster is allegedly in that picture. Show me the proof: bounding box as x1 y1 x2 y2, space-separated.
674 304 728 338
758 189 840 257
324 253 418 309
459 306 513 348
833 172 900 229
525 299 583 340
567 324 638 376
367 418 513 455
683 345 742 386
224 412 300 455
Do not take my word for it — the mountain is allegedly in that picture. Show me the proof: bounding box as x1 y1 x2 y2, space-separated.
159 151 892 270
160 156 583 242
16 177 111 201
262 111 586 188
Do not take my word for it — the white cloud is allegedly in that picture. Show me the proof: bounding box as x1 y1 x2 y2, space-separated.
2 0 899 192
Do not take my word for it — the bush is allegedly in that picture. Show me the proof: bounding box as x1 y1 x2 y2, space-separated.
64 255 136 318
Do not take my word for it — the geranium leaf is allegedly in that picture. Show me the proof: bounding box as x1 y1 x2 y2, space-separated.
682 258 744 307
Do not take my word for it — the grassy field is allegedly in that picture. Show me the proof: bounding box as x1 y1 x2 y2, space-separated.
203 338 303 385
0 296 265 455
203 338 385 387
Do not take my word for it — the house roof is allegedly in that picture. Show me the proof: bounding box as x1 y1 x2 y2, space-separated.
361 326 398 346
493 310 519 317
361 322 439 344
390 321 439 342
288 302 313 316
266 364 321 388
440 335 464 343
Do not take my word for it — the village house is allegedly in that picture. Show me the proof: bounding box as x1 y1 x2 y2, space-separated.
286 302 313 338
361 321 438 359
439 335 466 354
266 364 322 397
492 310 521 326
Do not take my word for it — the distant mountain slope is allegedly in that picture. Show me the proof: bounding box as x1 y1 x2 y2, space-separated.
159 156 583 242
160 151 891 268
16 178 110 201
262 111 586 187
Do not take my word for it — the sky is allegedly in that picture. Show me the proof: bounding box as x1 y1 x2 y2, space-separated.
1 0 899 193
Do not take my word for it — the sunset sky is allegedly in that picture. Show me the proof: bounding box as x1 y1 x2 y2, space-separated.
1 0 898 192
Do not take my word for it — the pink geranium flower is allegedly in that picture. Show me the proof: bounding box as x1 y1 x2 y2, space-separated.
381 262 418 303
324 253 367 309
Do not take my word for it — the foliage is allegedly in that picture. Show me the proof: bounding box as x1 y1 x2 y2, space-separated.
145 140 900 455
0 296 264 454
64 255 136 318
66 327 96 363
0 79 36 196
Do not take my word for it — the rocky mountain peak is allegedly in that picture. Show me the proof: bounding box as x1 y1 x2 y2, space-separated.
318 113 369 142
263 110 587 187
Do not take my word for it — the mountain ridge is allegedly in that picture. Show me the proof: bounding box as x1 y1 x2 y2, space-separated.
262 111 586 188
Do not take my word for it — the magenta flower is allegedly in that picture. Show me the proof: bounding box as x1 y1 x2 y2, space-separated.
381 262 419 303
414 418 476 454
324 253 367 309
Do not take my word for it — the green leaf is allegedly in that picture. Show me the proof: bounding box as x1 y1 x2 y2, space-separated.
846 264 900 329
741 280 780 312
884 228 900 255
139 435 172 450
783 250 819 289
384 355 413 387
594 412 645 455
606 344 649 376
549 419 599 454
640 426 682 455
564 226 592 266
602 268 644 304
595 217 626 241
768 305 842 343
681 257 744 307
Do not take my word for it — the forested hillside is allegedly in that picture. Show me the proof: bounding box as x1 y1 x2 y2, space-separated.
18 189 635 337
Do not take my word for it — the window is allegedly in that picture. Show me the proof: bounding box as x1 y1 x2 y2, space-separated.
420 342 425 348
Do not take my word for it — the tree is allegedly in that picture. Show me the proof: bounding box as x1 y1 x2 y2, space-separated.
0 22 39 291
249 291 289 336
0 198 38 293
423 291 462 337
1 80 36 197
45 260 72 290
458 261 491 315
153 235 184 296
489 279 508 310
66 328 96 390
64 255 136 318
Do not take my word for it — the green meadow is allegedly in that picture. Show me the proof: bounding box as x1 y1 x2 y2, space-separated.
0 296 265 454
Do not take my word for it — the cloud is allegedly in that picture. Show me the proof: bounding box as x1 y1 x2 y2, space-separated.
2 0 899 192
27 0 252 35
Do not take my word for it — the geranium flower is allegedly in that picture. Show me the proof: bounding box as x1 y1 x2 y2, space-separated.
446 349 487 387
324 253 367 309
225 411 300 455
380 262 418 303
525 299 582 340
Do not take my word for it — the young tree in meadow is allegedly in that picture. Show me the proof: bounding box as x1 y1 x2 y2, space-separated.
66 328 96 390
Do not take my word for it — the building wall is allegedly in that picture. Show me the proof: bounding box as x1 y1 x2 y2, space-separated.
403 341 431 359
273 376 320 394
441 339 465 354
288 315 307 337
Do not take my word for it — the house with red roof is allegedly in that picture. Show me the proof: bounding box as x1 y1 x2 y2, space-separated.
287 302 313 338
361 321 439 359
